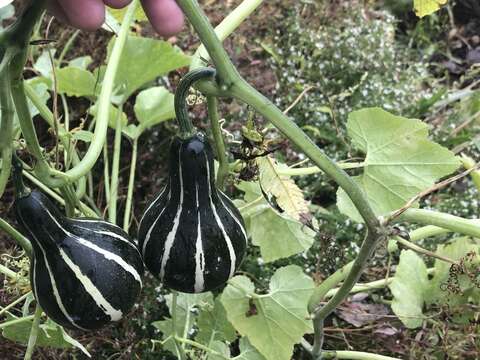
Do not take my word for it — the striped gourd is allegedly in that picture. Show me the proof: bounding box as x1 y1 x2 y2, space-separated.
13 161 143 330
138 68 248 293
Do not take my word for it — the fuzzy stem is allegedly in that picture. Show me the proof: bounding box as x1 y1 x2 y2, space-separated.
123 138 138 231
207 96 228 187
108 107 123 224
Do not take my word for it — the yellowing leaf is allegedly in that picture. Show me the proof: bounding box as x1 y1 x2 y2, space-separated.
414 0 448 17
257 156 309 221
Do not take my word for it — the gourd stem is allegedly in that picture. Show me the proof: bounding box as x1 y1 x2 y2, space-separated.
174 68 216 138
11 154 30 199
207 96 228 187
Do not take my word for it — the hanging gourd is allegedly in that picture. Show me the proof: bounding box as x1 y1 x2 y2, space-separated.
138 68 248 293
12 158 144 331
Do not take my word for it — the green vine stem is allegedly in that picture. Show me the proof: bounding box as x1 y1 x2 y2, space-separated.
0 292 31 317
0 315 35 329
0 218 32 257
301 339 401 360
207 96 228 187
23 304 42 360
123 138 138 231
174 67 217 138
0 70 13 199
398 208 480 238
0 264 17 279
108 106 124 224
171 292 187 360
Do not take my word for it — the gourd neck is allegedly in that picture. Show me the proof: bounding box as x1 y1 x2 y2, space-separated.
12 153 30 198
174 67 216 139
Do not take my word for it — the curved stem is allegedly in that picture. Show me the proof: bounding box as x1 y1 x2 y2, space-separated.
0 218 32 257
171 292 187 360
62 0 138 183
108 106 123 224
0 315 35 329
23 304 42 360
174 67 216 138
123 138 138 231
207 96 228 187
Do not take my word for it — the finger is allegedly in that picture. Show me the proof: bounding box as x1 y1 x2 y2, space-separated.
103 0 132 9
46 0 69 24
57 0 106 31
141 0 184 37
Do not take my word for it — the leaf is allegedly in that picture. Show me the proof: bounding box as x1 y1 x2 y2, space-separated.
257 156 310 221
389 250 429 328
414 0 448 17
237 182 315 262
134 86 175 128
207 341 231 360
2 317 90 356
196 297 236 345
427 237 480 307
152 293 213 354
69 56 93 70
89 103 128 129
56 67 98 97
337 108 460 222
108 6 148 23
25 78 50 118
234 338 266 360
108 35 190 101
33 49 56 78
221 265 314 360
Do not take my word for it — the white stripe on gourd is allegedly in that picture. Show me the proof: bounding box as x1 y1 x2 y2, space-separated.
194 182 205 293
205 153 236 279
218 190 248 245
143 186 172 258
159 146 185 279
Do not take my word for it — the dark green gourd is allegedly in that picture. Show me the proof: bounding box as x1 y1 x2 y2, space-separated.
12 159 144 331
138 68 247 293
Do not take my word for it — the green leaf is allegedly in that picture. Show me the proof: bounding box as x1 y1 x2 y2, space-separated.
25 78 50 118
197 297 236 345
108 6 148 23
414 0 447 17
2 317 90 357
69 56 93 70
389 250 429 328
108 35 190 101
233 338 266 360
237 182 315 262
56 67 98 97
134 86 175 129
337 108 460 222
152 293 213 355
89 103 128 129
221 265 314 360
208 341 231 360
427 237 480 307
33 49 56 78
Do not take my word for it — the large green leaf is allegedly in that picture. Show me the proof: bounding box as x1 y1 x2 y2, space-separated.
389 250 429 328
207 341 231 360
234 338 266 360
108 35 190 101
134 86 175 129
56 67 98 97
237 182 315 262
2 317 90 356
337 108 460 222
152 293 213 354
221 265 314 360
427 237 480 308
196 297 236 345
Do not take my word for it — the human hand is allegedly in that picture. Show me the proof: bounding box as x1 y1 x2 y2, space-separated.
47 0 184 37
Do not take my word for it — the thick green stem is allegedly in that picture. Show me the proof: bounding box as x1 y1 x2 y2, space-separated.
409 225 451 242
398 208 480 238
207 96 228 187
171 292 187 360
174 67 216 138
23 304 42 360
0 264 17 279
0 292 31 317
0 315 35 329
123 138 138 231
0 218 32 257
278 162 365 176
0 71 13 199
108 108 123 224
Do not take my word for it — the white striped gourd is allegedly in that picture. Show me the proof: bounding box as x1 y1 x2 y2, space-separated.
14 171 144 330
139 133 247 293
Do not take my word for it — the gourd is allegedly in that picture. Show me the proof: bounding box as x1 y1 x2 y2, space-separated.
138 68 248 293
12 158 144 331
